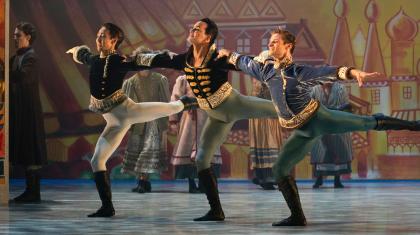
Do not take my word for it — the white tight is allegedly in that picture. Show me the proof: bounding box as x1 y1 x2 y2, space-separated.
90 98 184 172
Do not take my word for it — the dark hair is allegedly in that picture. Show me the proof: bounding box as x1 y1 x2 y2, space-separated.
101 22 125 49
199 18 218 45
270 28 296 54
16 22 36 45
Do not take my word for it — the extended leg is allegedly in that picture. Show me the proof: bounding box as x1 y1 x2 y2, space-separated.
125 100 184 125
211 93 278 121
233 94 278 119
311 106 420 135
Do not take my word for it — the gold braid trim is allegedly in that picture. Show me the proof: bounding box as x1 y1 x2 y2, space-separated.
228 52 240 67
338 66 355 80
196 82 233 110
278 99 319 129
89 89 127 114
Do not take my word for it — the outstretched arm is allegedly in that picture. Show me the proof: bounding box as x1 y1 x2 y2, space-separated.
131 47 185 71
66 45 95 65
218 49 267 81
299 64 381 87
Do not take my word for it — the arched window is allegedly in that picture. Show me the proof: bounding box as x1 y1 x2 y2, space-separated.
402 86 412 99
236 31 251 53
261 29 271 51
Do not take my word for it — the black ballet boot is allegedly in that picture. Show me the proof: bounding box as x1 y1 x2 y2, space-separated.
193 168 225 221
188 178 201 193
272 176 307 226
334 175 344 188
374 114 420 131
180 95 198 111
88 171 115 217
312 176 323 189
13 169 41 203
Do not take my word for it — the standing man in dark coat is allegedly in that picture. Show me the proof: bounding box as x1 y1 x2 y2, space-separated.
10 22 47 203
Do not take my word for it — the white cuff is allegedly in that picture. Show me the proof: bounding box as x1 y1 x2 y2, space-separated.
72 45 91 64
228 52 240 66
338 66 351 80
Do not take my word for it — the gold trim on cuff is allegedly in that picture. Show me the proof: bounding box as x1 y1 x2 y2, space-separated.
135 53 156 66
338 66 353 80
228 52 240 67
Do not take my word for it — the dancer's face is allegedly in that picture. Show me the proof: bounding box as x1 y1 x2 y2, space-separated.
187 21 211 46
268 33 292 60
13 28 31 49
96 27 117 53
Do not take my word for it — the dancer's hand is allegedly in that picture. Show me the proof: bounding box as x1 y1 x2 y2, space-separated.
66 47 78 55
217 49 232 59
350 69 382 87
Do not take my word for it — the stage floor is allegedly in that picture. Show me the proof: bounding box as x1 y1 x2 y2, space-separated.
1 180 420 234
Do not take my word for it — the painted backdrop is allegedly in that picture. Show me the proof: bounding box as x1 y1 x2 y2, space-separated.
9 0 420 179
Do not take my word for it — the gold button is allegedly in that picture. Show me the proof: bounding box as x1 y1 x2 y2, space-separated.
189 82 197 86
200 81 211 86
101 88 105 90
102 81 106 84
193 89 200 94
197 95 202 98
198 75 210 80
184 67 193 73
206 92 212 96
198 68 211 73
203 88 211 92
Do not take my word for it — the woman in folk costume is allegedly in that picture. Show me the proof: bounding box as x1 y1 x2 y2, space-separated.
170 75 222 193
310 83 353 188
66 23 197 217
249 78 285 190
121 70 171 193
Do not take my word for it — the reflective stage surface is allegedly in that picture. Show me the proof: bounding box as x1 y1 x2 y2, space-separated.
1 180 419 234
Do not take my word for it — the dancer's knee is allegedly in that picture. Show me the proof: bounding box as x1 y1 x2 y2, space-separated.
195 154 211 172
90 156 106 172
273 162 289 181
